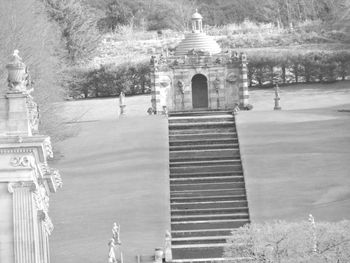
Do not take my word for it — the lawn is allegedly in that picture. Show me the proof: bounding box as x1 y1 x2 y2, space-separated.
50 81 350 263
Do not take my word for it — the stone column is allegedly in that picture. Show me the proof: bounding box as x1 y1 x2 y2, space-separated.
9 182 38 263
239 53 249 108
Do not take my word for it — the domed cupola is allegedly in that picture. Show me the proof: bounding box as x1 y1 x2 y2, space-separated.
175 9 221 56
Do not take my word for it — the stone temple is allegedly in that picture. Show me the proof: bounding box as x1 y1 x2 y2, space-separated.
150 10 249 114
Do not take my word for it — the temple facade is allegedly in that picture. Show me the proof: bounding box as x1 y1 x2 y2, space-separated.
0 51 62 263
150 10 249 113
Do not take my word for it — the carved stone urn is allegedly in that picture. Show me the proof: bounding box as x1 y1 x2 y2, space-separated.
6 50 27 92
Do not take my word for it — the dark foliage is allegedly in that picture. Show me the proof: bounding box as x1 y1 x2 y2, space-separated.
68 61 151 99
247 50 350 87
42 0 101 64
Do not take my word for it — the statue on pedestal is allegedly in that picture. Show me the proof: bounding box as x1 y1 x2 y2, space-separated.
274 84 282 110
108 222 123 263
119 92 126 115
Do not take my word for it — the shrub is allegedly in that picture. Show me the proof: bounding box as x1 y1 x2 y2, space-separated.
224 220 350 262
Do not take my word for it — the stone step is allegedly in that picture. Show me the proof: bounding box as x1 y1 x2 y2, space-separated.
171 200 248 210
171 195 247 203
171 213 249 222
172 235 232 245
169 116 234 124
169 138 238 147
171 187 246 196
170 159 241 168
171 228 235 238
171 219 250 231
169 122 235 131
170 171 243 179
169 132 236 141
170 143 239 151
169 110 233 117
170 182 245 191
171 207 249 216
170 166 242 176
171 245 226 259
171 189 246 199
169 128 236 135
170 149 239 160
170 176 244 184
170 156 240 163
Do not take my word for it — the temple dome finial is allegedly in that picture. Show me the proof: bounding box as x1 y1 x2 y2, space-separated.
175 9 221 56
191 9 203 20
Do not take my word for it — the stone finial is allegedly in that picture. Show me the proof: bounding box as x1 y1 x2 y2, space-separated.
6 50 28 93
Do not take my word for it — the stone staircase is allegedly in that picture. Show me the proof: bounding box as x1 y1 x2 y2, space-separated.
167 110 250 262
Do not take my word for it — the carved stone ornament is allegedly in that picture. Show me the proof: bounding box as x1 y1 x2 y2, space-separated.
240 52 247 62
6 50 32 94
52 168 63 189
213 77 220 92
8 181 36 193
177 81 185 94
10 155 36 168
226 73 238 83
38 210 54 235
44 137 54 160
33 184 50 212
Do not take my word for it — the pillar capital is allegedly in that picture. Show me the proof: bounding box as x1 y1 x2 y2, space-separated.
8 181 36 193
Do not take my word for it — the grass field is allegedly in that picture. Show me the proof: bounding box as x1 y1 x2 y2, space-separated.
50 81 350 263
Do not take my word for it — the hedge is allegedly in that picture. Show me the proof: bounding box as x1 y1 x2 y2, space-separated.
67 61 151 99
67 50 350 99
247 50 350 88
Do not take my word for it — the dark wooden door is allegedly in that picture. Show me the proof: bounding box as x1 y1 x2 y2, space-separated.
192 74 208 108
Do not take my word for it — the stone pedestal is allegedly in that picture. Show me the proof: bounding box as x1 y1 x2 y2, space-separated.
274 97 282 110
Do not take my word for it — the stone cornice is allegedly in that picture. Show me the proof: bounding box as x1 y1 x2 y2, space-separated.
150 51 247 73
0 135 53 162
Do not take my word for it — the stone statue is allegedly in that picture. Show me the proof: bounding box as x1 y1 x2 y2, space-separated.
108 238 117 263
108 222 122 263
274 84 280 98
213 77 220 92
119 92 126 115
177 81 185 94
274 84 282 110
112 222 121 245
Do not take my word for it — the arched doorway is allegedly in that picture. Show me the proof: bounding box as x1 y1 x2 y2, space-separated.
192 74 208 108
